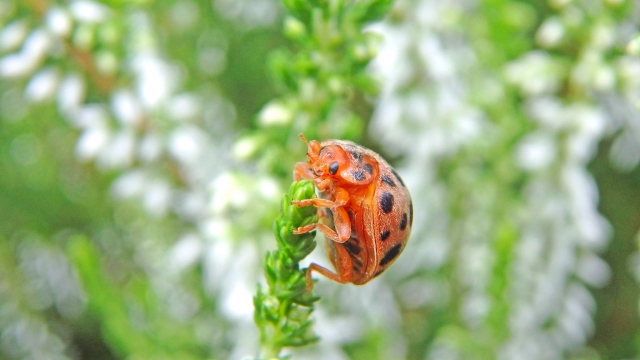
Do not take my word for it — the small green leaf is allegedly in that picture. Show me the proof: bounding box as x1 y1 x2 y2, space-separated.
254 181 321 358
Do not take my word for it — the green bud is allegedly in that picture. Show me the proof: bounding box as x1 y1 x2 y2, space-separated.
284 16 307 39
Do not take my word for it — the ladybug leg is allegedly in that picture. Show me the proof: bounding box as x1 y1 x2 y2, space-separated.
293 162 314 181
292 187 351 243
292 198 337 208
292 206 351 243
293 222 345 243
330 203 351 243
314 177 332 191
291 187 349 208
305 242 354 289
305 262 351 290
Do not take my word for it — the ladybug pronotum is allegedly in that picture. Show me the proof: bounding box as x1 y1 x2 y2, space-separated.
292 135 413 287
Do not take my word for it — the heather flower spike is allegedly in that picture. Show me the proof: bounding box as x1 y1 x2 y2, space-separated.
254 180 320 359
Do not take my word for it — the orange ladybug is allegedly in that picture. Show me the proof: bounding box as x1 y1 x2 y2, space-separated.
292 135 413 288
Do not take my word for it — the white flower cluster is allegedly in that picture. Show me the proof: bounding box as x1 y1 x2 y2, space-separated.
366 0 624 359
504 99 611 360
0 0 279 357
289 0 492 358
0 234 87 360
371 0 506 357
501 2 635 357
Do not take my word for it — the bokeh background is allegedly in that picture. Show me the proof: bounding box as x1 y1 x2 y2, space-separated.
1 0 640 359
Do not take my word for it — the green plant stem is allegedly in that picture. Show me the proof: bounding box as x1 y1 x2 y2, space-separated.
254 180 320 359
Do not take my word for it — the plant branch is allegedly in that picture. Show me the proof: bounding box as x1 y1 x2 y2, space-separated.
254 180 320 359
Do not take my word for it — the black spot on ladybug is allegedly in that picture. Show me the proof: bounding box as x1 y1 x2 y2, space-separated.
380 243 402 266
380 192 394 214
353 170 366 181
364 163 373 175
381 174 396 187
399 213 408 231
351 150 363 163
391 169 406 187
343 239 362 255
409 201 414 226
373 269 384 278
380 230 391 241
329 162 339 175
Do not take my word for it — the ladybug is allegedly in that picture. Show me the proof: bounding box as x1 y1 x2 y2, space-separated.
292 134 413 288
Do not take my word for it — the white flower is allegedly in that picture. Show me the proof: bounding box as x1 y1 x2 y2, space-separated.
516 132 557 171
69 0 111 24
24 67 60 103
111 89 144 127
57 73 86 115
0 20 29 52
0 29 53 78
46 7 73 38
536 17 565 48
143 180 173 217
167 233 203 272
75 126 110 162
258 100 294 126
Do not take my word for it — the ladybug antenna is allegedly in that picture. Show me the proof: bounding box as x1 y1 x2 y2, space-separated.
299 133 320 161
299 133 309 145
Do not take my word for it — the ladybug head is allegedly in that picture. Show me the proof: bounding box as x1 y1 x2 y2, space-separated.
299 134 348 180
314 144 350 179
